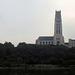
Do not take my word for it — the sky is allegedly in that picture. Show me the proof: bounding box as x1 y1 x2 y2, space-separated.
0 0 75 46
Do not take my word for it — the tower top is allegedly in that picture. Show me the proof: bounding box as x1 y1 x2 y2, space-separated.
55 10 61 12
56 10 61 13
54 10 62 35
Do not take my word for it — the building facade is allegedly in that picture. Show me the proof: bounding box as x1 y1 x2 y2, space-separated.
36 36 54 45
69 39 75 48
36 10 75 48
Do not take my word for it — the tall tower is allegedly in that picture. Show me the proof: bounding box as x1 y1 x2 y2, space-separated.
54 10 64 45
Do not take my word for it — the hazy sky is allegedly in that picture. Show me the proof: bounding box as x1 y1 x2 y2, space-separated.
0 0 75 46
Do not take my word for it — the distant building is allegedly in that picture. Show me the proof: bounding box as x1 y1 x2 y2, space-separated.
36 36 53 45
69 39 75 48
64 43 69 47
36 10 75 48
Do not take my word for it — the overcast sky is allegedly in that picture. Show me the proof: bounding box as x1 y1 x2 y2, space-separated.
0 0 75 46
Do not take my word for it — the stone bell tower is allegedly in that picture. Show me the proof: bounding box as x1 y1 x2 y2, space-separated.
54 10 64 45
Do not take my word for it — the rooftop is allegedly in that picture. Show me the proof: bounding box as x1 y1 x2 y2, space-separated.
38 36 53 41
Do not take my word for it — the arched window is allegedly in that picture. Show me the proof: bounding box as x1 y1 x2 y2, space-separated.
40 42 42 44
57 41 60 45
49 42 50 44
43 42 44 45
51 42 53 44
46 42 47 45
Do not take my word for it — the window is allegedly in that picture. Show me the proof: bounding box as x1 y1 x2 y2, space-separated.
57 41 60 45
40 42 42 44
59 30 60 34
51 42 53 44
49 42 51 45
46 42 47 45
56 30 58 34
43 42 44 45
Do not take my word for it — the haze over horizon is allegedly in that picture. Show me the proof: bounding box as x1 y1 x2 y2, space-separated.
0 0 75 46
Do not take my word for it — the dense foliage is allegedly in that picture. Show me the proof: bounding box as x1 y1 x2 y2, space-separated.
0 42 75 67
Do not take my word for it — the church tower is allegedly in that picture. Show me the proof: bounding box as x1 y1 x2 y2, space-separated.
54 10 64 45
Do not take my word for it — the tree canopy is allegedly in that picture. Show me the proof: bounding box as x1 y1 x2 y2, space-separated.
0 42 75 67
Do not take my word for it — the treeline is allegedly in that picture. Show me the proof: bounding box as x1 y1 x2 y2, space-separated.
0 42 75 67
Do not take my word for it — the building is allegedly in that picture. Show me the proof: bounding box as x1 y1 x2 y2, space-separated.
69 39 75 48
36 10 64 45
36 10 75 48
53 11 64 45
36 36 54 45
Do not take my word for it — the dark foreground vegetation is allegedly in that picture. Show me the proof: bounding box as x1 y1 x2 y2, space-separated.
1 69 75 75
0 42 75 67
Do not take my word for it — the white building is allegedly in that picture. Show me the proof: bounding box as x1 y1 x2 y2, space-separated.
36 10 75 48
